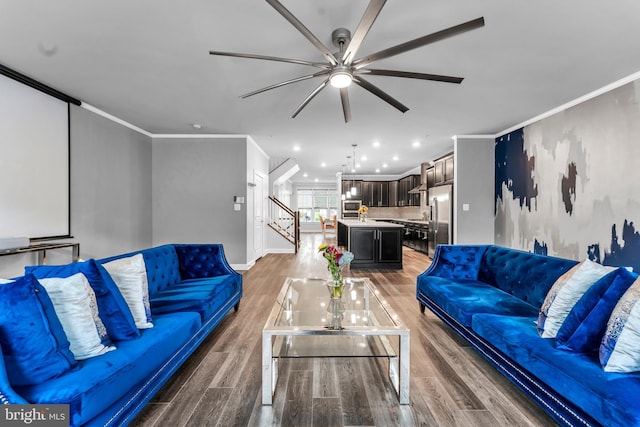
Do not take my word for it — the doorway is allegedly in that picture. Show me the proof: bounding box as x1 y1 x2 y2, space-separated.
253 171 266 260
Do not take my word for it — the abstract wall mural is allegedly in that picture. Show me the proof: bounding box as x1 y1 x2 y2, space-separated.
495 79 640 271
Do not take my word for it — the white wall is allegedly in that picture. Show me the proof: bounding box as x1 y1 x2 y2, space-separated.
266 179 296 254
454 135 495 244
246 137 270 264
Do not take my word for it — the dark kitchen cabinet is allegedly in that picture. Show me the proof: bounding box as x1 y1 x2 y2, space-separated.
444 155 454 183
341 180 362 199
397 175 420 206
378 228 403 264
426 167 435 189
372 181 389 207
361 181 389 207
431 153 454 187
434 161 444 185
386 220 429 255
361 182 372 206
349 226 402 269
396 178 406 206
388 181 398 207
337 221 349 247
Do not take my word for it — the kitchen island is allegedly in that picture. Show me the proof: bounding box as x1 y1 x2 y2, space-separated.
380 219 430 255
337 219 404 269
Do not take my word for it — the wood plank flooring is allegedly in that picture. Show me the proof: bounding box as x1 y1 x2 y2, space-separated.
131 233 558 427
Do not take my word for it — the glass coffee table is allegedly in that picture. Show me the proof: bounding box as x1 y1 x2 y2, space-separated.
262 277 410 405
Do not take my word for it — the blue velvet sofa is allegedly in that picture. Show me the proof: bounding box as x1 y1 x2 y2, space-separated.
417 244 640 427
0 243 242 427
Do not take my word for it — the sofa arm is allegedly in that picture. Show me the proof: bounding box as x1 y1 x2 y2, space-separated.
173 244 240 280
0 344 29 404
418 245 489 281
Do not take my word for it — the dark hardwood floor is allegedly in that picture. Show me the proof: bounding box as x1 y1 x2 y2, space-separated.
131 233 557 427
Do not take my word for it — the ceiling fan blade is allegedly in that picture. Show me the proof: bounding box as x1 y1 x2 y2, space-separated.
266 0 338 66
291 78 330 118
355 69 463 84
340 88 351 123
342 0 386 64
241 71 330 98
209 50 330 69
353 76 409 113
353 17 485 69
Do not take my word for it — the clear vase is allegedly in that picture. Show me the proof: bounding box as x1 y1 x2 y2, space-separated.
327 297 345 330
326 277 344 299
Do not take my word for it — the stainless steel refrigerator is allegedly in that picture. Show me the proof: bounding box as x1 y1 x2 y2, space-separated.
428 184 452 258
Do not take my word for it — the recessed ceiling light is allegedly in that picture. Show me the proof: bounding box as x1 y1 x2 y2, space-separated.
375 168 380 173
372 141 380 147
382 163 388 168
192 123 202 129
321 162 326 167
314 178 319 182
392 155 399 161
412 141 421 147
361 155 367 161
303 172 308 178
293 145 301 152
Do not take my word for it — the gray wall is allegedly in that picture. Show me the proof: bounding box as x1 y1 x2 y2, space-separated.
152 137 248 265
454 136 495 244
70 106 153 258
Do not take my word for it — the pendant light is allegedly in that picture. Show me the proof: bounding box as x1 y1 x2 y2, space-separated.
350 144 358 196
341 164 350 200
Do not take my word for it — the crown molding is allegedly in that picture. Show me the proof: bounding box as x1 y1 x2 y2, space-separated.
498 70 640 137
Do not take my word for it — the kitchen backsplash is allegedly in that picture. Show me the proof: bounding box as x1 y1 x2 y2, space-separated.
366 206 426 219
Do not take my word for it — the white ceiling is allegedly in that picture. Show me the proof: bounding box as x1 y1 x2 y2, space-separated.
2 1 640 183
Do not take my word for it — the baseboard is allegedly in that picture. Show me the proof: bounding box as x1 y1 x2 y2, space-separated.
230 260 255 271
265 248 296 254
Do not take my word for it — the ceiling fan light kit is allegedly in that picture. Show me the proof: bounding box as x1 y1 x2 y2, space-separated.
330 69 353 88
209 0 484 122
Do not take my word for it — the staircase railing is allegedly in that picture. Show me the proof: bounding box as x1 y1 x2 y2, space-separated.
267 196 300 253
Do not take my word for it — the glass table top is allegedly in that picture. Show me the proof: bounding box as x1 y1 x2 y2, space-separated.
264 277 408 358
270 277 401 329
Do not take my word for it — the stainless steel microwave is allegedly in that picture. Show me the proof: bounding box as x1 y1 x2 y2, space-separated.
342 200 362 212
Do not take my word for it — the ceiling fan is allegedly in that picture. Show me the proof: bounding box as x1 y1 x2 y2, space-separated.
209 0 484 123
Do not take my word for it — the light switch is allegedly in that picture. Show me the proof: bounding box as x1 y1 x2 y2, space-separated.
234 203 241 211
462 203 470 211
234 196 245 203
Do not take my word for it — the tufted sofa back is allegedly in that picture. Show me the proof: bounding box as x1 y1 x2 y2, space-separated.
478 246 578 309
139 245 182 295
99 245 181 296
173 244 232 280
419 245 489 280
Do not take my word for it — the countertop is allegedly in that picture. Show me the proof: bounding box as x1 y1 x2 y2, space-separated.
337 219 405 228
371 218 430 226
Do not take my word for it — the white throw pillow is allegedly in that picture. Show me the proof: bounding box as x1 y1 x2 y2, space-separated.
538 260 615 338
600 279 640 372
102 254 153 329
38 273 116 360
0 278 14 284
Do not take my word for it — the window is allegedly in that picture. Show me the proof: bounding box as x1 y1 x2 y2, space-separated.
297 188 339 223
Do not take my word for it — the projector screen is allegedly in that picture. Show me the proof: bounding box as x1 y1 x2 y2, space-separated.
0 72 70 240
